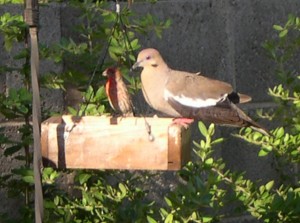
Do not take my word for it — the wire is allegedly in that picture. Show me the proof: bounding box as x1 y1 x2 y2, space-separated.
79 3 120 116
118 4 154 141
80 0 154 141
116 1 154 141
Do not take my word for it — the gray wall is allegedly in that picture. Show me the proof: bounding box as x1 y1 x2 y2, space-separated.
131 0 300 180
133 0 300 186
1 1 300 222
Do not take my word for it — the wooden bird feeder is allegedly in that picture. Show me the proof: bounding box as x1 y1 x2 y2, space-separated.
41 115 191 170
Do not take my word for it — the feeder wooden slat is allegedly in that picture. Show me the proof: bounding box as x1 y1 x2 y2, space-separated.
41 115 191 170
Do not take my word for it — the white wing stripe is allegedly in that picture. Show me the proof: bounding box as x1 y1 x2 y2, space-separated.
164 89 225 108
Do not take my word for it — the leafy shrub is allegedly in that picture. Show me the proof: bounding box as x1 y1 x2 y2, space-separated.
0 1 299 223
0 1 170 222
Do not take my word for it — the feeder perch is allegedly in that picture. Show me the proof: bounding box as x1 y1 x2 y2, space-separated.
41 115 191 170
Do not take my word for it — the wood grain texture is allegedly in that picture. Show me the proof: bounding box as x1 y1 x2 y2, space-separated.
41 115 191 170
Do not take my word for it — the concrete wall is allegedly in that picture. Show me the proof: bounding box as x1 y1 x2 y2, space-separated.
131 0 300 181
1 1 300 222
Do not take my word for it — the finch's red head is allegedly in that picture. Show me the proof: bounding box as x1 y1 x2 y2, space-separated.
102 67 122 79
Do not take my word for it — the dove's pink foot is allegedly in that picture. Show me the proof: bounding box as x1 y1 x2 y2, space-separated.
172 118 194 128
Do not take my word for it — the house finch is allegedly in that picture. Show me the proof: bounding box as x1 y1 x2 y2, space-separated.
132 48 269 135
102 67 134 116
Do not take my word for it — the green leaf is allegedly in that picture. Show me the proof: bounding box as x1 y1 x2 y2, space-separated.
22 175 34 184
296 17 300 25
118 183 127 197
109 50 119 61
12 167 33 177
43 167 54 175
4 145 22 156
200 140 206 148
109 46 124 54
265 180 274 191
67 106 78 115
198 121 208 137
165 19 172 28
78 173 91 185
259 185 265 194
207 123 215 136
205 158 214 165
94 86 106 101
190 212 197 220
50 171 59 181
11 167 34 184
262 144 273 152
160 208 168 217
147 215 157 223
130 38 140 49
54 196 60 206
165 213 173 223
258 149 269 157
44 200 56 209
164 197 172 207
0 0 23 4
252 132 262 140
203 216 213 222
273 25 284 31
279 29 288 38
275 127 284 138
211 137 224 145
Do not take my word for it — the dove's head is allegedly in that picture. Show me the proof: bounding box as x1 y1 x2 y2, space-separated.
132 48 167 70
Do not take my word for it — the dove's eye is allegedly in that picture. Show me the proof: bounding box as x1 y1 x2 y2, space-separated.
146 56 151 60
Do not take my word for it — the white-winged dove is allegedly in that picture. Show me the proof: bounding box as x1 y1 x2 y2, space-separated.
132 48 269 135
102 67 134 116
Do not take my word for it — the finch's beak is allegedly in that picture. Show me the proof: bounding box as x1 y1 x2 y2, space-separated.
102 71 108 77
